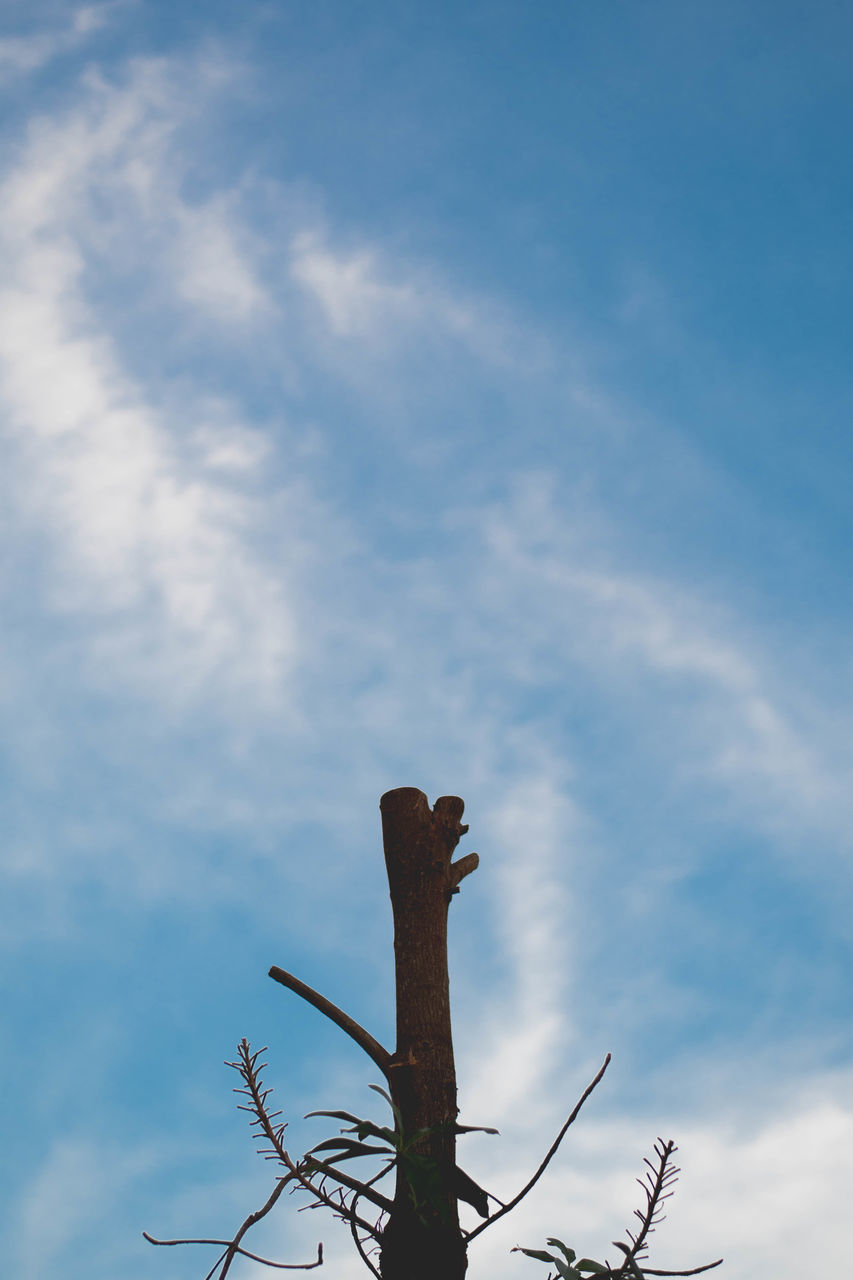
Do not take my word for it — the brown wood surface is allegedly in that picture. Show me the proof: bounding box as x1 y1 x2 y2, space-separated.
378 787 478 1280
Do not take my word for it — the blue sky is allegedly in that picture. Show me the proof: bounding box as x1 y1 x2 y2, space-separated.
2 2 852 1277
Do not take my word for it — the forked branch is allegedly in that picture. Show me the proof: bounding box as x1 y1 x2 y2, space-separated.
143 1220 322 1276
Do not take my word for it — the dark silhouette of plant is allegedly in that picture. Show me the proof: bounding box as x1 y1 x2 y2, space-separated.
145 788 722 1280
513 1140 720 1279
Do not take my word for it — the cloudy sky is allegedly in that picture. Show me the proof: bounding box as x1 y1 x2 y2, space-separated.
2 3 852 1278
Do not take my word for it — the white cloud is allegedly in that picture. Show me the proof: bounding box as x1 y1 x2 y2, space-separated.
15 1136 157 1280
460 768 580 1121
670 1093 853 1277
0 5 119 80
0 57 297 704
173 193 273 322
290 227 549 375
460 1070 853 1279
474 475 849 849
291 231 415 338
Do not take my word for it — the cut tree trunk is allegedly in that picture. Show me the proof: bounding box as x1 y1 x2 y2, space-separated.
378 787 479 1280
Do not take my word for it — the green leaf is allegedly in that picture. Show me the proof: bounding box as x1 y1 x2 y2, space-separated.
305 1152 395 1175
304 1107 397 1146
305 1108 365 1126
306 1137 392 1158
351 1121 397 1144
575 1262 608 1275
511 1247 558 1264
547 1239 577 1265
369 1082 404 1132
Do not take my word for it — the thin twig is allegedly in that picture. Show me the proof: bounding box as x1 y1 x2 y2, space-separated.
348 1193 383 1280
234 1040 387 1237
221 1178 291 1279
231 1041 289 1163
143 1228 323 1271
303 1155 394 1215
619 1138 679 1266
143 1174 299 1278
282 1148 380 1239
641 1262 723 1276
268 967 393 1078
467 1053 611 1243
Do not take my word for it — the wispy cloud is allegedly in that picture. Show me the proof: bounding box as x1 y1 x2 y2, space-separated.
0 57 297 705
459 765 581 1122
471 473 851 853
290 226 550 377
15 1135 159 1280
0 5 120 81
461 1068 853 1280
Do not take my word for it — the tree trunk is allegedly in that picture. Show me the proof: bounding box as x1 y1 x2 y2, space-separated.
378 787 478 1280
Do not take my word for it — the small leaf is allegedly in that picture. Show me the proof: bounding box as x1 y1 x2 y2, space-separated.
575 1262 608 1275
547 1239 577 1265
369 1082 404 1131
456 1123 500 1135
306 1137 391 1158
305 1108 365 1126
511 1248 558 1264
454 1165 490 1217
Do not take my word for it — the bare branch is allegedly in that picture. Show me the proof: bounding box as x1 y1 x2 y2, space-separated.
144 1168 303 1278
143 1225 322 1271
303 1155 394 1215
268 967 393 1078
467 1054 611 1243
231 1041 291 1165
642 1264 724 1276
348 1193 383 1280
619 1138 679 1265
233 1039 392 1241
281 1147 382 1240
449 852 479 889
219 1178 291 1279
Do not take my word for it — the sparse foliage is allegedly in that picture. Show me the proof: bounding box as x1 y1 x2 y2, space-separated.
145 788 722 1280
513 1140 721 1279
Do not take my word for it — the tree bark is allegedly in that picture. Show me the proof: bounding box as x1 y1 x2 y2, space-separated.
378 787 478 1280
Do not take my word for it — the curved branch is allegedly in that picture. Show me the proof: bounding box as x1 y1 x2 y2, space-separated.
348 1193 383 1280
641 1263 723 1276
268 967 392 1079
467 1054 611 1243
143 1225 322 1271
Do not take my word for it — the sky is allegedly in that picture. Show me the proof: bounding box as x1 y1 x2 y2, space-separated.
1 2 852 1277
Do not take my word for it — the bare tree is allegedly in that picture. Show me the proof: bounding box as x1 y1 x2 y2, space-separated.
146 788 721 1280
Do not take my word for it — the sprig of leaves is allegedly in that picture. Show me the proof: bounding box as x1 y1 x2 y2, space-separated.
513 1139 721 1280
513 1238 608 1279
305 1084 497 1224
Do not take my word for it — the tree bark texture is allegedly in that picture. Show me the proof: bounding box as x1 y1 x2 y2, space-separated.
378 787 478 1280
